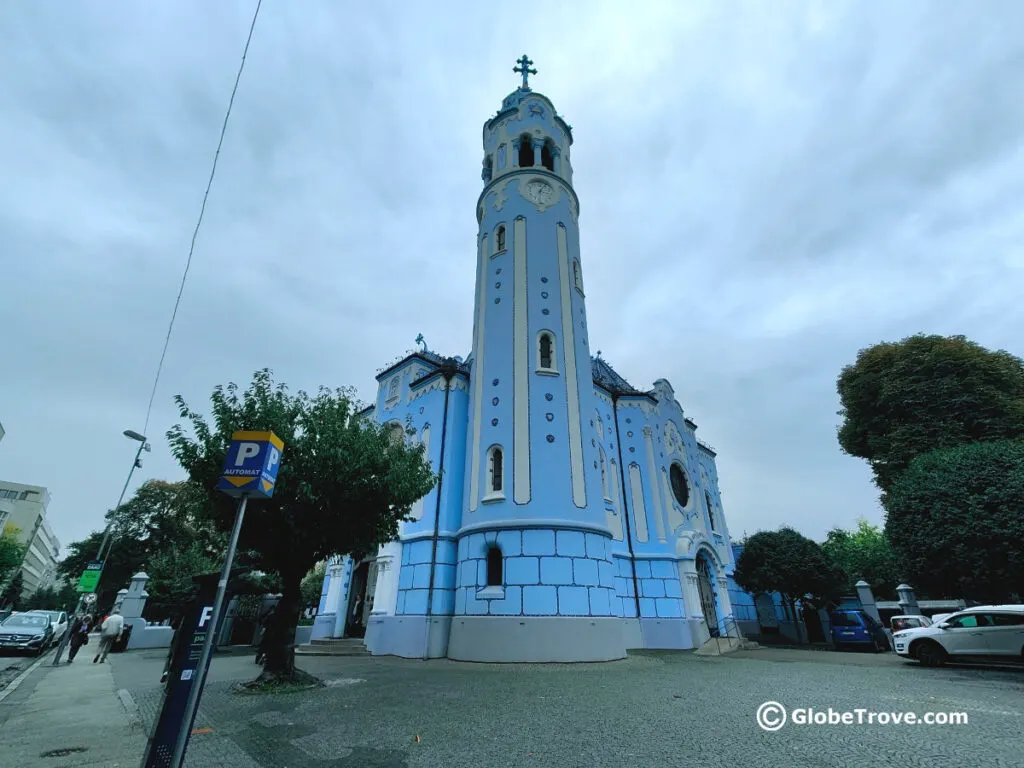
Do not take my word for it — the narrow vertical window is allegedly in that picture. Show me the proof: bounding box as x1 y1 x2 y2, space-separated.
541 141 554 171
600 447 610 500
538 332 555 371
518 136 534 168
496 225 506 252
486 446 504 496
486 546 503 586
705 491 716 532
572 260 583 292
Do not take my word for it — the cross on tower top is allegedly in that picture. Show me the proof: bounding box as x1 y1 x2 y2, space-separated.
513 54 537 90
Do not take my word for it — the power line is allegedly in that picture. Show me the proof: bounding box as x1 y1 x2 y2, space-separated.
142 0 263 437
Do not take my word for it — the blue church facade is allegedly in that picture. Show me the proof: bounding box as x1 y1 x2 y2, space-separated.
313 58 740 661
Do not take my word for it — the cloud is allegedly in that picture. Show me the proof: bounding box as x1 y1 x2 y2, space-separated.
2 0 1023 557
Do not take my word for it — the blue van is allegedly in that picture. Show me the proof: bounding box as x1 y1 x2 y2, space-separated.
829 609 890 652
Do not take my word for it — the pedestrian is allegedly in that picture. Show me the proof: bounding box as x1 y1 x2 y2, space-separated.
66 613 92 663
93 608 124 664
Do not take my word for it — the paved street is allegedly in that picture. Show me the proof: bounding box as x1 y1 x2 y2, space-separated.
1 646 1023 767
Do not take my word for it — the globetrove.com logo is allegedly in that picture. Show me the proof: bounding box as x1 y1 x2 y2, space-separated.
756 702 968 731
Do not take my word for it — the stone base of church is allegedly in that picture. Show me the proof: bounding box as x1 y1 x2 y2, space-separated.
638 618 699 650
621 618 644 649
310 612 337 642
447 616 627 662
364 615 451 659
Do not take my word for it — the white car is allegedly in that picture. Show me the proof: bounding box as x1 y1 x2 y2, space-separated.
893 605 1024 667
28 610 68 646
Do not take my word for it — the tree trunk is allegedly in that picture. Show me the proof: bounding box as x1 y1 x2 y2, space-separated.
256 570 306 684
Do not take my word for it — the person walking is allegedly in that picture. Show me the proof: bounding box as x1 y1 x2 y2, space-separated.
66 613 92 663
93 608 124 663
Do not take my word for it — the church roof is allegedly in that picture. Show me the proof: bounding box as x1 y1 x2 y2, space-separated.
376 350 469 382
590 356 650 398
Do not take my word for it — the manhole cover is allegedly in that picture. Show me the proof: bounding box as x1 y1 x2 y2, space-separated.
41 747 88 758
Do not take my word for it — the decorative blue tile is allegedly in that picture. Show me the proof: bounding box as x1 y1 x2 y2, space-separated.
404 589 429 614
398 565 414 591
434 589 455 616
556 530 586 557
557 586 590 616
523 529 556 556
584 532 606 559
664 579 683 598
588 586 612 616
540 556 573 585
640 579 665 598
572 558 599 587
638 597 657 618
497 529 522 556
413 564 431 589
598 559 616 588
489 585 523 615
505 556 540 585
434 563 457 591
634 560 652 579
650 560 675 579
655 597 683 618
523 585 558 615
455 587 466 614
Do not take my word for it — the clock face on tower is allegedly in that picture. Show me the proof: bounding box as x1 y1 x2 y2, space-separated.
525 180 554 205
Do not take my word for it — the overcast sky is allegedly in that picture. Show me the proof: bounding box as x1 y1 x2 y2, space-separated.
2 1 1023 556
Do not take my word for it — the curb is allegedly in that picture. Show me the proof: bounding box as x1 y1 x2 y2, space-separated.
117 688 143 730
0 650 51 704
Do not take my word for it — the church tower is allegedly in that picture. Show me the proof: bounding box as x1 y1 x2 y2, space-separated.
449 57 625 661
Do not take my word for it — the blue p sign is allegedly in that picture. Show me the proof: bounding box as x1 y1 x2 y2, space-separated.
217 431 285 499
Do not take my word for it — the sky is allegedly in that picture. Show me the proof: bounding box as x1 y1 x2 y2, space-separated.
2 1 1023 555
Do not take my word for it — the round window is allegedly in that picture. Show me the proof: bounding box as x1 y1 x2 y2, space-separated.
669 463 689 507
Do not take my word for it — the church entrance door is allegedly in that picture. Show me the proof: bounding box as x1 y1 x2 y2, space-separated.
697 556 720 638
345 561 370 638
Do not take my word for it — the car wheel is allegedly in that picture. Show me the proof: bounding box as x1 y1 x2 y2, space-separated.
914 640 947 667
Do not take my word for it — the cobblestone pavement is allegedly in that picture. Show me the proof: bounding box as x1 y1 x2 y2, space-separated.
109 647 1024 768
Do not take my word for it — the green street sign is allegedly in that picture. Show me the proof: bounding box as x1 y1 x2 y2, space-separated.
77 568 101 593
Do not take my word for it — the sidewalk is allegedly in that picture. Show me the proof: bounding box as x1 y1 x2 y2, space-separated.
0 652 146 767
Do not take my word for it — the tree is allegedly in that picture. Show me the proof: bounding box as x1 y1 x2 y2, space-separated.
167 368 436 684
145 540 222 619
837 334 1024 493
734 527 847 642
0 526 26 584
300 562 327 610
58 480 223 615
885 439 1024 602
1 572 24 610
58 530 149 613
821 519 902 599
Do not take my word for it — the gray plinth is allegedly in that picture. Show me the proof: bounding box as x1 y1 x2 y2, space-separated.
364 615 451 659
638 618 699 650
447 616 627 662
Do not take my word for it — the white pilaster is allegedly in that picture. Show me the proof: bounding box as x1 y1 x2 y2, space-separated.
513 216 531 503
643 427 666 541
557 223 586 507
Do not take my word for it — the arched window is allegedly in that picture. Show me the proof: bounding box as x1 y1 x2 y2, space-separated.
517 136 534 168
537 331 555 372
541 141 554 171
705 491 716 532
486 546 503 586
486 445 504 496
387 422 405 447
495 224 506 252
572 260 583 293
482 155 493 182
669 463 690 507
387 377 400 401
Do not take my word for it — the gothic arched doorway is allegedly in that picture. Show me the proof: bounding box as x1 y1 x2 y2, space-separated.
696 555 720 637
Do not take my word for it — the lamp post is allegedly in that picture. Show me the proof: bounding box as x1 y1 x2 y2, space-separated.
95 430 151 564
52 429 150 665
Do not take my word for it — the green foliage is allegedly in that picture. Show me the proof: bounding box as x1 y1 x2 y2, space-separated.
734 527 847 606
821 519 902 599
1 572 24 610
0 527 26 585
301 562 327 609
58 480 223 615
837 334 1024 493
166 368 437 679
885 439 1024 602
146 540 222 616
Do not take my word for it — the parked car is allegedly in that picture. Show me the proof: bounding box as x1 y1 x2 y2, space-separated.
28 610 68 646
893 605 1024 667
829 609 890 652
890 615 932 633
0 613 54 655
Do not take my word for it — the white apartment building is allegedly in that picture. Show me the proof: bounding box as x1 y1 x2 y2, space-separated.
0 481 61 596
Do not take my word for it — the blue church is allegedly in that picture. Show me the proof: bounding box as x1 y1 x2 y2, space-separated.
312 58 739 661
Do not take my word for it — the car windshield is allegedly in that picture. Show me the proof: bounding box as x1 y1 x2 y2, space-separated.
2 615 49 628
831 612 862 627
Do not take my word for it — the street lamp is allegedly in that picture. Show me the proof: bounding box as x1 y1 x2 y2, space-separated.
53 428 150 665
95 430 150 562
